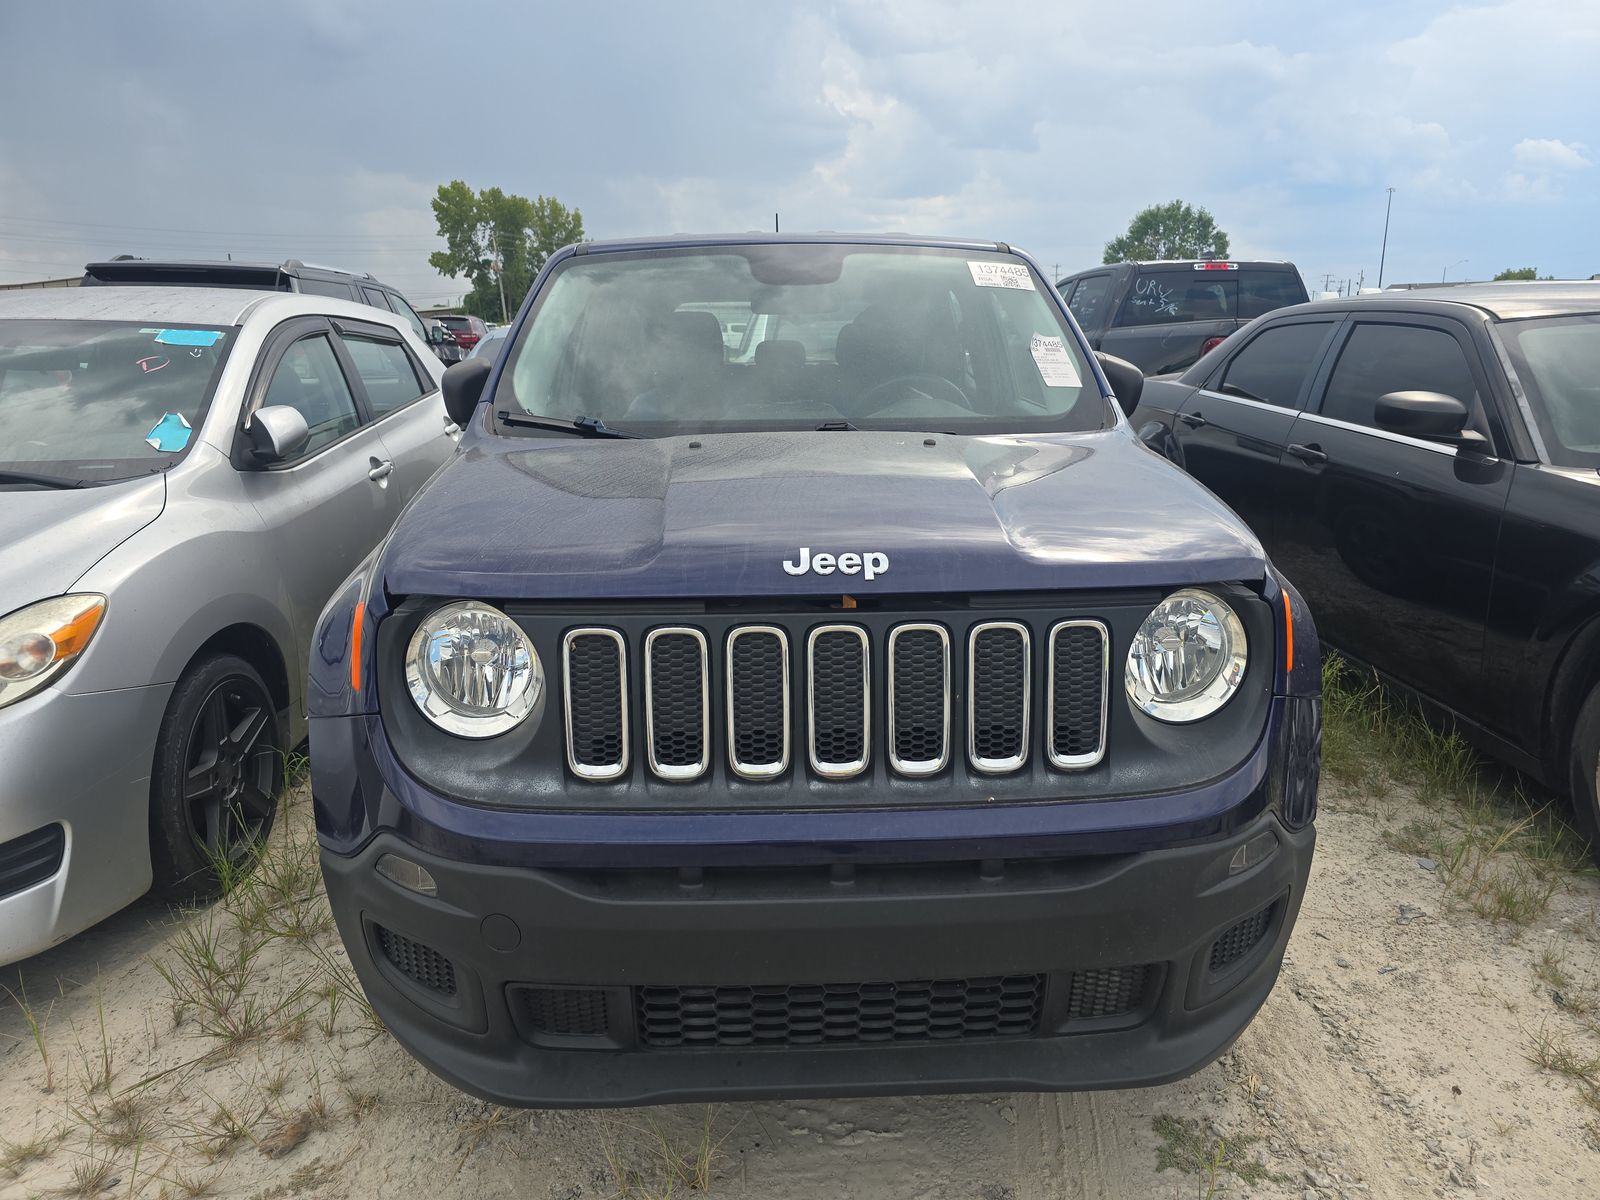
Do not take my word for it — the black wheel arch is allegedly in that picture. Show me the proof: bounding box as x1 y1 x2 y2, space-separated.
1545 611 1600 781
190 623 292 729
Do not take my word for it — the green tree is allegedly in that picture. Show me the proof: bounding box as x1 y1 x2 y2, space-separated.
1493 266 1540 281
1103 201 1230 264
428 182 584 321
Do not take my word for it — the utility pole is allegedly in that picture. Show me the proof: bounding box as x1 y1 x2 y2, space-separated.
774 212 779 233
1377 186 1395 289
1320 273 1336 294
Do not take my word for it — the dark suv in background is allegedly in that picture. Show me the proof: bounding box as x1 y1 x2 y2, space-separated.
82 256 457 362
1058 260 1309 376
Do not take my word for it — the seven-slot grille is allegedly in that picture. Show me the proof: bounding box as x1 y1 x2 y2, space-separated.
561 618 1109 782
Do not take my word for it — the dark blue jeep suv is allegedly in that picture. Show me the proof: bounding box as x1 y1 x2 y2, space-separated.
308 234 1322 1107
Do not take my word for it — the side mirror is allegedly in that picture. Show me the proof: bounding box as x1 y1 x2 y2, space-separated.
426 324 448 345
442 358 492 427
247 405 310 464
1095 352 1144 417
1374 391 1470 441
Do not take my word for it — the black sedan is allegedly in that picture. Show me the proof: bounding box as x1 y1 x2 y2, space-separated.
1133 283 1600 855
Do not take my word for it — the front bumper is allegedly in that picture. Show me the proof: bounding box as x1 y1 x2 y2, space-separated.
322 803 1312 1107
0 683 169 965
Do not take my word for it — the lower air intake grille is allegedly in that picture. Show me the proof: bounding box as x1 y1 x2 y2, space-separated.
512 986 611 1038
0 823 65 900
376 926 457 996
637 975 1043 1049
1061 965 1152 1022
1210 904 1276 973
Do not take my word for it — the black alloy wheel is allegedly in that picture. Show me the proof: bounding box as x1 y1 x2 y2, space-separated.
150 654 283 900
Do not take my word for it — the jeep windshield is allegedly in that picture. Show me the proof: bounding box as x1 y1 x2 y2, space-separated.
0 320 234 486
494 243 1111 436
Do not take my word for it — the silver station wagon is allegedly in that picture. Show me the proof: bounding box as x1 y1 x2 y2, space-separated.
0 285 457 964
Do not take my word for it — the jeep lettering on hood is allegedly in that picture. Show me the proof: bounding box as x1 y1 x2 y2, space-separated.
783 547 889 580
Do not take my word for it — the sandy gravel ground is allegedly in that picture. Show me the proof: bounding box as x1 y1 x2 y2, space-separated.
3 772 1597 1199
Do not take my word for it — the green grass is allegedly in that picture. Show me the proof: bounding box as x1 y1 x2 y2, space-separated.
1152 1114 1281 1198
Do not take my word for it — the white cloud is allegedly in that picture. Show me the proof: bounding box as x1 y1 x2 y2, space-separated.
1511 137 1590 172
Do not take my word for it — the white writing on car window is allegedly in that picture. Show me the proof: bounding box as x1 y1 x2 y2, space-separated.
1129 276 1179 316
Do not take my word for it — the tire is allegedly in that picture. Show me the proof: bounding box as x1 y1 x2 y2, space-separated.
149 654 283 902
1570 681 1600 866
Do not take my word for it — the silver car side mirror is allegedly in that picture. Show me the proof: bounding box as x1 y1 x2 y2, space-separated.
248 405 310 464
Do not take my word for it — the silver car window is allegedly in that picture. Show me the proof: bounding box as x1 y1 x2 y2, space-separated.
261 335 361 458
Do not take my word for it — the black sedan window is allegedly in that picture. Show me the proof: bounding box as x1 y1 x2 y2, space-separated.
1319 324 1478 429
1498 314 1600 467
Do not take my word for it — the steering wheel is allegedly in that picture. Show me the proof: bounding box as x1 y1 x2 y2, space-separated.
858 373 972 414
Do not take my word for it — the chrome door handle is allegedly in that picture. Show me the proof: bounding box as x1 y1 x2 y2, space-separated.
1286 443 1327 465
368 459 394 481
1178 411 1207 429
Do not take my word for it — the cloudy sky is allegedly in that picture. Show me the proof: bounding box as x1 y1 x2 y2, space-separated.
1 0 1594 305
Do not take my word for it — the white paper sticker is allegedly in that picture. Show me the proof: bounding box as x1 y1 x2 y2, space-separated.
1029 334 1082 388
967 260 1034 290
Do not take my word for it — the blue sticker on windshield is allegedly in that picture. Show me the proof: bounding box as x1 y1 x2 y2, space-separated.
154 329 221 347
145 412 192 452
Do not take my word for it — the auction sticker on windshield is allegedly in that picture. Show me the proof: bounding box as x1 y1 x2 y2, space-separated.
968 261 1034 290
1029 333 1082 388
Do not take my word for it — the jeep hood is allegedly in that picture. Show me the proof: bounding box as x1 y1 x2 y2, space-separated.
380 430 1264 600
0 474 166 615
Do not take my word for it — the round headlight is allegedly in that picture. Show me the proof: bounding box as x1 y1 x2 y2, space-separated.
1125 589 1247 723
406 601 543 738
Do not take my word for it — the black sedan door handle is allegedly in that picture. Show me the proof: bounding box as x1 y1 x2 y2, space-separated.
1178 411 1207 428
1286 442 1328 465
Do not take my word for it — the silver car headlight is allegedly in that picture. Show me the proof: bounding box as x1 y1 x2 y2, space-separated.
0 594 107 711
1125 589 1247 723
406 601 543 738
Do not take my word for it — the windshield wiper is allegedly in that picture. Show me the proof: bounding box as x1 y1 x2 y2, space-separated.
814 419 860 431
0 468 82 489
496 411 639 439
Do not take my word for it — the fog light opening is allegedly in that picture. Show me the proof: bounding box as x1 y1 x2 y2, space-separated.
1226 829 1279 876
376 853 438 897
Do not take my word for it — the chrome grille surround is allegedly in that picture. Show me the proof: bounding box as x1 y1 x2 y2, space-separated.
887 623 951 776
725 625 791 780
967 621 1031 775
1045 619 1110 771
806 624 871 779
643 626 711 781
561 627 629 781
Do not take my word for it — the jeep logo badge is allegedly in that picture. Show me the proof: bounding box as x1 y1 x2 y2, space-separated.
782 547 889 581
